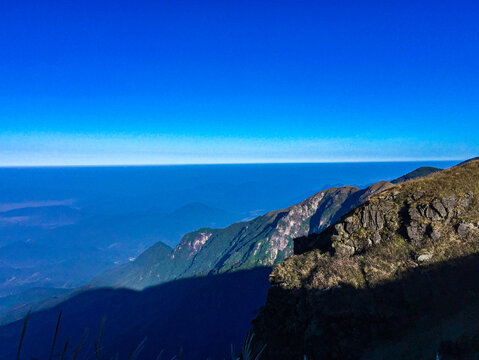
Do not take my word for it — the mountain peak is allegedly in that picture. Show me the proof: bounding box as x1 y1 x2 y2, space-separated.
391 166 442 184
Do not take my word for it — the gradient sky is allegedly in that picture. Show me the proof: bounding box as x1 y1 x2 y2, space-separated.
1 0 478 165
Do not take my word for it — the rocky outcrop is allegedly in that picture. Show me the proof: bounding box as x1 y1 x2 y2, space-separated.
91 181 396 290
251 159 479 359
91 165 445 291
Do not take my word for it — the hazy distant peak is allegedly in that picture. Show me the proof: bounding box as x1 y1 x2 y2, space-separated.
391 166 442 184
457 156 479 166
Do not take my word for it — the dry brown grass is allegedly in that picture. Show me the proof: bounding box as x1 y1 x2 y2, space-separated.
273 159 479 291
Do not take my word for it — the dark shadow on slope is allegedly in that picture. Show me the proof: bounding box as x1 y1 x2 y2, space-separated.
295 225 335 255
252 253 479 360
0 267 272 360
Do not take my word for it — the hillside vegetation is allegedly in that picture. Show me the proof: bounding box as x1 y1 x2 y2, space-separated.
252 159 479 359
91 183 394 290
0 163 456 359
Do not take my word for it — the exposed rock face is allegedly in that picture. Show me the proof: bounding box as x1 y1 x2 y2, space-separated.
177 231 212 257
251 159 479 360
91 182 393 290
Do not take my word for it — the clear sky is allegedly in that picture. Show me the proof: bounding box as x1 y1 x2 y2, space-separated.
1 0 478 165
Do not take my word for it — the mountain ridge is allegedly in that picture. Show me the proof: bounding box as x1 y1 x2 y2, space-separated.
0 163 458 358
390 166 442 184
90 181 396 290
251 158 479 359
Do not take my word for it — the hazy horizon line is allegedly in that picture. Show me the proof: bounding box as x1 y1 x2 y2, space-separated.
0 158 465 168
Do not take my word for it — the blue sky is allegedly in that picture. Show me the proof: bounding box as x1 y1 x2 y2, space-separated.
0 0 478 165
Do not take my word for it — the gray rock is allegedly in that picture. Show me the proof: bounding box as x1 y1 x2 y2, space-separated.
409 206 422 220
417 253 433 262
361 207 385 230
425 206 442 221
412 191 425 201
418 204 432 218
459 193 474 208
441 195 458 212
360 209 370 228
335 243 355 257
457 222 473 239
334 223 345 235
372 232 382 244
344 217 360 234
431 228 442 242
344 216 355 224
430 199 447 218
375 211 385 230
407 221 426 244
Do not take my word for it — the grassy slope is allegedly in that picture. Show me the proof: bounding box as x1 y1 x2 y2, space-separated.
252 159 479 359
90 186 374 289
275 159 479 289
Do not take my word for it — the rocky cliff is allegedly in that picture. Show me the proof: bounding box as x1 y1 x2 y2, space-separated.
91 182 394 289
251 159 479 359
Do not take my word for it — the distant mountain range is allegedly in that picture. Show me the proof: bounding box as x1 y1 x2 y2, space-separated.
0 162 453 300
90 181 395 290
90 166 436 291
0 162 455 359
0 205 82 228
0 202 239 322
